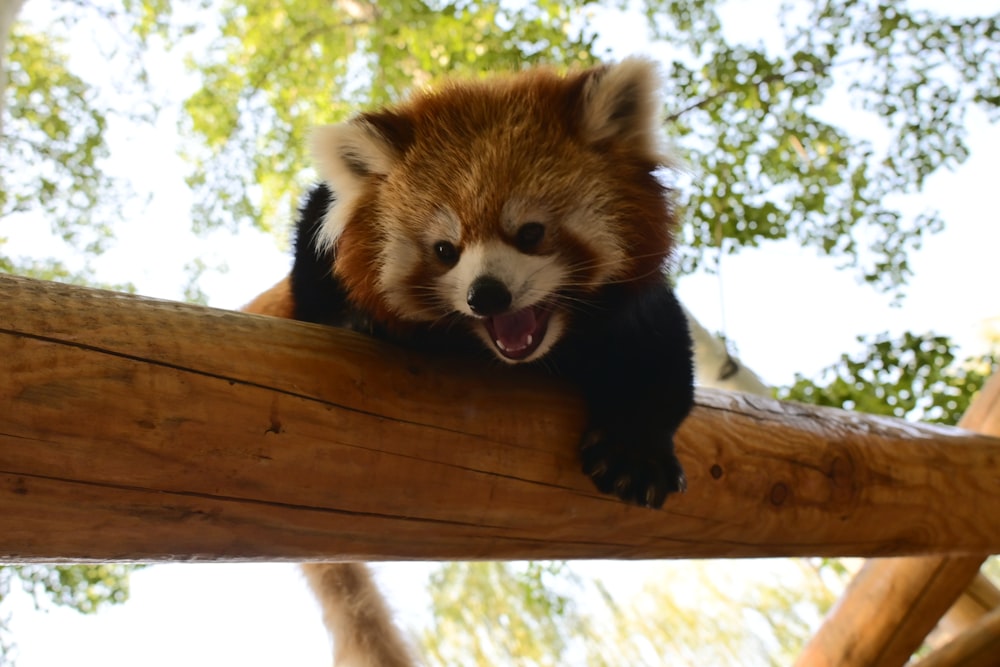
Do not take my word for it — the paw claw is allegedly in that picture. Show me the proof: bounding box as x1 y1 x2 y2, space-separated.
580 425 684 509
614 475 632 495
586 460 608 479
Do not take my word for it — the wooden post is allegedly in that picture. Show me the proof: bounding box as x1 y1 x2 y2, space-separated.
929 574 1000 647
794 372 1000 667
2 274 1000 562
912 605 1000 667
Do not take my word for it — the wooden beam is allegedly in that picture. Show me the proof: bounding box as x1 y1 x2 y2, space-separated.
912 604 1000 667
930 573 1000 647
794 372 1000 667
2 274 1000 562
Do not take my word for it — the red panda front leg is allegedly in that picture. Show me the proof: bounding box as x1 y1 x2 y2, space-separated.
572 281 694 509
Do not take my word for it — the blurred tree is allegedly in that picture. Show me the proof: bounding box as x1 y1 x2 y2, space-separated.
0 0 171 280
421 561 589 666
645 0 998 294
0 565 142 665
780 331 997 424
421 559 848 666
1 25 117 272
179 0 998 295
180 0 601 236
3 0 998 664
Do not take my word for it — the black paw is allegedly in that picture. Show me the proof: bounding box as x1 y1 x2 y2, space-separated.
579 425 686 509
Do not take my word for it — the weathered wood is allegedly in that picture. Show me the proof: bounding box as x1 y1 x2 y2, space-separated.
795 557 989 667
794 373 1000 667
2 273 1000 562
930 574 1000 647
913 605 1000 667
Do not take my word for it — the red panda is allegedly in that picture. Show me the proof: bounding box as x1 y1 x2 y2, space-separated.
245 58 693 666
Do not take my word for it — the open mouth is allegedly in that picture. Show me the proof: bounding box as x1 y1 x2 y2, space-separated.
482 304 553 361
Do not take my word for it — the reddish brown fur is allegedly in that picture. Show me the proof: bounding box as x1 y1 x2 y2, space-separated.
334 65 675 329
242 277 295 318
246 61 683 667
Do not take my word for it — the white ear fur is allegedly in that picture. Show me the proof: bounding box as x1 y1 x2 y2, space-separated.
580 57 669 165
309 121 400 250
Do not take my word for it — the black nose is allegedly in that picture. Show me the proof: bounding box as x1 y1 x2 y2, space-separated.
467 276 512 316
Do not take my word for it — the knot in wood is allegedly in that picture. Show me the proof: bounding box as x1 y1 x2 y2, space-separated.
770 482 789 506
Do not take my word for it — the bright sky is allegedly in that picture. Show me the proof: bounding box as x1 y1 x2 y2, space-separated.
4 0 1000 665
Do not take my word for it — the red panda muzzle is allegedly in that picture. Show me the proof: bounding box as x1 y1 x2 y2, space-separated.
484 305 553 361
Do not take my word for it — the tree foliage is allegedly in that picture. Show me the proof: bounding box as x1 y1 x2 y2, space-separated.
780 331 997 425
0 0 173 278
422 559 846 666
1 25 116 257
178 0 998 295
0 564 141 665
180 0 600 236
421 561 588 666
643 0 999 293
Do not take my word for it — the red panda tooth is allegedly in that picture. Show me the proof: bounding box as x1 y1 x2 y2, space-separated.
496 334 533 354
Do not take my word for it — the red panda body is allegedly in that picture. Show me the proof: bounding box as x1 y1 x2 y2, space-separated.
245 59 695 666
249 58 694 506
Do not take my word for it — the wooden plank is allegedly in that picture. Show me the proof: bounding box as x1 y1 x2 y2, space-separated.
2 273 1000 562
795 373 1000 667
930 574 1000 647
913 605 1000 667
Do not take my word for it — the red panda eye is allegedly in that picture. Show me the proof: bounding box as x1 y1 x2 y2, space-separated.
434 241 459 265
515 222 545 252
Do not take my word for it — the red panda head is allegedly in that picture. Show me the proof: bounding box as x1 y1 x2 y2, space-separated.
310 58 677 363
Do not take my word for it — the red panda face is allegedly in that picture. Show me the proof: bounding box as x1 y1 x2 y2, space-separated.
310 59 677 364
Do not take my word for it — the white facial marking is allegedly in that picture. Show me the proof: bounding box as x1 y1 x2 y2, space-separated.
444 241 565 315
562 202 628 285
377 207 464 321
377 229 427 319
429 207 462 245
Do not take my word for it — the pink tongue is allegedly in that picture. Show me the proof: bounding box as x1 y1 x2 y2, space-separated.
492 308 537 351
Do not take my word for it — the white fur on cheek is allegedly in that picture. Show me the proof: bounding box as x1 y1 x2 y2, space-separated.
377 231 434 321
562 203 627 285
374 207 468 322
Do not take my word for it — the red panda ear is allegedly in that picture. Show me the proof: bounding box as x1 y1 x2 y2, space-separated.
310 113 409 185
578 58 668 165
309 112 412 249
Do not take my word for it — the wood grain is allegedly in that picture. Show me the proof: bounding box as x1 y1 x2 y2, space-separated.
928 574 1000 648
2 274 999 562
913 605 1000 667
795 372 1000 667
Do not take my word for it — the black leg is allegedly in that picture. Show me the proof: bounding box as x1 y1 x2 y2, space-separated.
569 282 695 508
